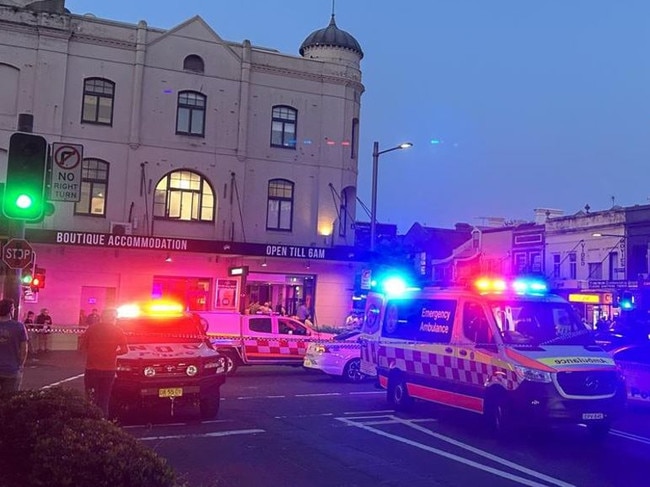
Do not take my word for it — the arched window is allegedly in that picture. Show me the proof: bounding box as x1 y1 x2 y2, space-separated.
270 105 297 149
176 91 206 136
266 179 294 231
154 170 214 222
75 158 109 216
183 54 205 73
81 77 115 125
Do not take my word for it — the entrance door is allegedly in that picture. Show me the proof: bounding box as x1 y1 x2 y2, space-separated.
79 286 117 325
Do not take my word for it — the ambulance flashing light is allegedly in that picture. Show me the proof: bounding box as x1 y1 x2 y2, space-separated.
117 300 185 318
371 274 420 297
473 276 548 296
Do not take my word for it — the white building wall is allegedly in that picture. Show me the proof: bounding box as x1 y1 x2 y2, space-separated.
0 4 365 326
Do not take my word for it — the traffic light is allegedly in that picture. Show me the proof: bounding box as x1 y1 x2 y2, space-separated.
2 132 48 221
618 291 635 310
21 272 34 286
32 267 45 289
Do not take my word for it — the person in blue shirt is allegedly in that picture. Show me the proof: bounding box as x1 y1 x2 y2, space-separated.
0 299 28 393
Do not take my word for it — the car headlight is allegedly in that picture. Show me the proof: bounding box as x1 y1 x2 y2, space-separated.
514 365 552 383
186 365 199 377
313 344 328 353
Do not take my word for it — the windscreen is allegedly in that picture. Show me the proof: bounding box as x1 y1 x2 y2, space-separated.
118 315 204 344
489 299 594 346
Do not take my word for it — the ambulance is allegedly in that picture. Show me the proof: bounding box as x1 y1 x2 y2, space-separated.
360 275 627 436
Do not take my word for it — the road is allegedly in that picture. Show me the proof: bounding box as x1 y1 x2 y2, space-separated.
22 352 650 487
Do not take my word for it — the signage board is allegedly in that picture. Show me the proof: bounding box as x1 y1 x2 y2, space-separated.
50 142 83 202
2 238 34 269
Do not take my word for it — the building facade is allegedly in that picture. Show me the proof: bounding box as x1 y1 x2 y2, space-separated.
0 1 366 326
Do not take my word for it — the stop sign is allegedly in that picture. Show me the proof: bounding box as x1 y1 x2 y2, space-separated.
2 238 35 269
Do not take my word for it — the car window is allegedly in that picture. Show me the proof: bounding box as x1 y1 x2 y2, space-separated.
279 318 307 336
463 301 493 345
118 315 204 344
249 317 272 333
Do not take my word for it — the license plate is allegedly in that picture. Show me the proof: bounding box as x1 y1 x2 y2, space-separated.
158 387 183 398
582 413 604 420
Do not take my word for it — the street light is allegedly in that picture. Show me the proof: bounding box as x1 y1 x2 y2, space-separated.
370 140 413 251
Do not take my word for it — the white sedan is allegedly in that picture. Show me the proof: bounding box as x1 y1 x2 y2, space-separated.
303 330 365 382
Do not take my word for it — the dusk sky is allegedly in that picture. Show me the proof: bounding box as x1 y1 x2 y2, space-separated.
66 0 650 233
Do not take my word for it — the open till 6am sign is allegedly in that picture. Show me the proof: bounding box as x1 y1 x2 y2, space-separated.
50 142 83 202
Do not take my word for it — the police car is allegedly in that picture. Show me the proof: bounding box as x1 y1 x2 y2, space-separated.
109 301 227 421
360 275 627 437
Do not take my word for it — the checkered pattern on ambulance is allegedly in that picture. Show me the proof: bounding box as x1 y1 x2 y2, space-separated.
243 337 308 360
377 344 520 392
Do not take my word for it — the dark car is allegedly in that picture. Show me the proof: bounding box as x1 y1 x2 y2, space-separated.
594 319 650 350
109 305 227 421
609 343 650 407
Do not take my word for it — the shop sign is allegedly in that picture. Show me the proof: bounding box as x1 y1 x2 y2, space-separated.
568 293 601 304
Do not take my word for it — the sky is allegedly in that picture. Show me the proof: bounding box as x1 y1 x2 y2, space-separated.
65 0 650 233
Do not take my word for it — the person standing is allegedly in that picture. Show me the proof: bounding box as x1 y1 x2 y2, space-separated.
0 299 28 393
34 308 53 354
297 300 310 323
23 311 36 356
78 308 128 417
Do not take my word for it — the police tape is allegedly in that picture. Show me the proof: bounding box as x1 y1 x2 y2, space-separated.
24 328 600 350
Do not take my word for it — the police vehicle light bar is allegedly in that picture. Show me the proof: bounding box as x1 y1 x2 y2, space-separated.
473 276 548 295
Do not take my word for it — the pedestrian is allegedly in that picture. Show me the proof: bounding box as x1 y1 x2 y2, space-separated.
0 299 29 393
23 311 36 356
85 308 100 326
34 308 53 354
78 308 128 417
297 300 309 323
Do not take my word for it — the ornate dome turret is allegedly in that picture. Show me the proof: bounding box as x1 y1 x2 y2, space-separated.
300 15 363 60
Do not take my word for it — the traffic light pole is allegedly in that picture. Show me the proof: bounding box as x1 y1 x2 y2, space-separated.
2 113 32 320
3 219 25 320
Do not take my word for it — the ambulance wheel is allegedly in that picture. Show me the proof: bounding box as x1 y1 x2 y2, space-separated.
200 390 221 420
342 358 364 383
388 372 413 411
486 392 514 437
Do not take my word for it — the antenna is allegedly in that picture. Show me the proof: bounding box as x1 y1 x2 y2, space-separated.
331 0 336 17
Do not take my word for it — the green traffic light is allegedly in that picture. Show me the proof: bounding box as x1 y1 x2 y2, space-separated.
16 194 33 209
22 274 33 285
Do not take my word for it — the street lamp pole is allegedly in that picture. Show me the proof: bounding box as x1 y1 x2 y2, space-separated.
370 140 413 252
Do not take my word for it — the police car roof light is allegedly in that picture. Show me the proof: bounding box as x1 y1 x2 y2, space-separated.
473 276 548 296
117 300 185 319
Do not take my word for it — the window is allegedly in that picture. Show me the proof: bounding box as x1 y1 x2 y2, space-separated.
569 252 577 279
552 254 561 278
266 179 293 231
588 262 603 279
75 158 108 216
463 302 493 345
351 118 359 159
154 170 214 222
81 78 114 125
176 91 206 136
279 318 307 336
270 105 297 148
249 317 272 333
183 55 204 73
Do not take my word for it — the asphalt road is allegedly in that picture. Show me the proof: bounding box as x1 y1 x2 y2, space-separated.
22 352 650 487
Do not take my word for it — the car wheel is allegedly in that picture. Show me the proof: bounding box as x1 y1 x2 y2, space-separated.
223 352 239 376
387 372 413 411
586 420 611 439
200 390 221 420
343 358 364 382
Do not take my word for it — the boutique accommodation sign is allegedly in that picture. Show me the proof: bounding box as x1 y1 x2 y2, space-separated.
25 229 362 262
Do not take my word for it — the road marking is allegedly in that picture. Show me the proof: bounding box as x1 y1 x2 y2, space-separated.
343 409 395 414
610 429 650 445
349 391 384 395
139 429 265 441
40 374 84 389
339 415 575 487
294 392 341 397
275 412 334 419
